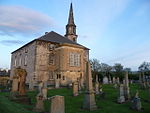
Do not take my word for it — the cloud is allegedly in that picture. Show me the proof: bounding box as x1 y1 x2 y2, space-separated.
0 5 54 36
0 40 24 45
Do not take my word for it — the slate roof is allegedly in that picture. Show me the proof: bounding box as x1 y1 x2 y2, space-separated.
12 31 89 53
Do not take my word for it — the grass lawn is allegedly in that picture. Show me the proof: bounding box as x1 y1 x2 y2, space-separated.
0 84 150 113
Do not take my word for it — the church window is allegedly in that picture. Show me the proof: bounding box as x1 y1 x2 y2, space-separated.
69 53 80 66
57 74 61 79
19 54 22 66
14 56 17 66
49 54 55 65
24 55 27 66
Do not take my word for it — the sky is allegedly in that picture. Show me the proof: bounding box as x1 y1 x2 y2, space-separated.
0 0 150 71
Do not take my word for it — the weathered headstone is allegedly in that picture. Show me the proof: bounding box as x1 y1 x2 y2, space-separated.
83 61 97 110
108 75 112 84
33 94 44 112
73 81 78 96
77 78 82 93
12 76 19 92
55 79 60 88
131 91 142 111
14 67 27 96
116 77 120 84
38 81 44 95
42 88 48 99
103 76 109 84
95 75 100 94
10 67 30 104
124 71 130 100
50 95 65 113
112 77 116 84
117 84 125 103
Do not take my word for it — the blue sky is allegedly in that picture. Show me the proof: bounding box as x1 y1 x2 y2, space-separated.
0 0 150 70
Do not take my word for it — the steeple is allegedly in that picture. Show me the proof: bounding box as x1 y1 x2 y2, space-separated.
65 3 77 42
68 3 75 25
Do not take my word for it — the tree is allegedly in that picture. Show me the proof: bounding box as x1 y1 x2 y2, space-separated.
113 63 124 79
138 62 150 72
90 59 101 79
100 63 112 77
138 61 150 75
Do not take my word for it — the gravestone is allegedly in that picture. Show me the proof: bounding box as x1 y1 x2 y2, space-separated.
83 61 97 110
12 76 19 92
14 68 27 96
73 81 78 96
42 88 48 99
116 77 120 84
95 75 100 94
108 75 112 84
10 67 30 104
50 95 65 113
103 76 108 84
38 81 44 95
124 71 130 100
55 79 60 88
77 78 82 93
117 84 125 103
33 94 44 112
112 77 116 84
131 91 142 111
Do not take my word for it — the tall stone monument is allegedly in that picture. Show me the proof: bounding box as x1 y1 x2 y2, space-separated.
50 95 65 113
83 61 97 110
124 71 130 100
14 67 27 96
12 75 19 92
117 84 125 103
10 67 30 104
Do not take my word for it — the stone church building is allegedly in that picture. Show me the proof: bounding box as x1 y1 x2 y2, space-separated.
10 3 89 89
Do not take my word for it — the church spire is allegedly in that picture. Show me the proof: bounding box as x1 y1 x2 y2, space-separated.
68 3 75 25
65 3 77 42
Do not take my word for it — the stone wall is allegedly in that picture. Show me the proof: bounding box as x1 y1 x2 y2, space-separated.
11 40 89 88
10 41 36 87
35 41 88 86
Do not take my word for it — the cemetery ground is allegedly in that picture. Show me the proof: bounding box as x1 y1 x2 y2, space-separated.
0 84 150 113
